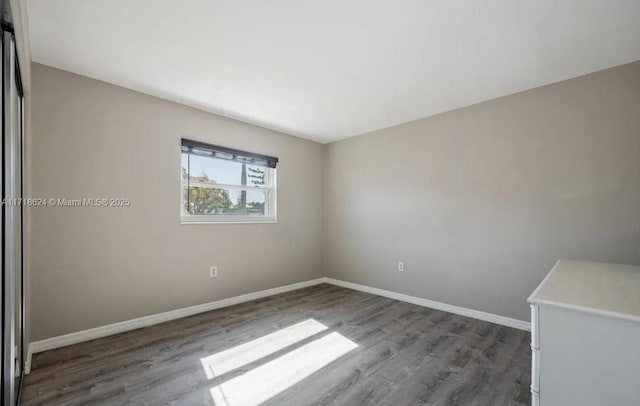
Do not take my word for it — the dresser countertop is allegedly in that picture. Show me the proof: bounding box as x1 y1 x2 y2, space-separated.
528 259 640 322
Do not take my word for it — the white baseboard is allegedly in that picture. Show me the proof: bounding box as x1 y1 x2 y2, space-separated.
25 278 325 374
323 278 531 332
25 276 530 374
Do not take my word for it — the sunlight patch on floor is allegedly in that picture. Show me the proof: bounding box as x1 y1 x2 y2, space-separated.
200 319 327 379
200 320 358 406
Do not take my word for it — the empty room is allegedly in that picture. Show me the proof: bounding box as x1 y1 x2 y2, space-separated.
1 0 639 405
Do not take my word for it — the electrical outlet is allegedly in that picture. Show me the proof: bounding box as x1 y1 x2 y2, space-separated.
209 266 218 278
398 262 405 272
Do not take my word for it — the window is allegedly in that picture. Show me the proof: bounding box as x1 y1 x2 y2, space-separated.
181 139 278 223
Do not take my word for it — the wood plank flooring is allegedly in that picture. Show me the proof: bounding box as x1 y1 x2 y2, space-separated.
21 284 531 406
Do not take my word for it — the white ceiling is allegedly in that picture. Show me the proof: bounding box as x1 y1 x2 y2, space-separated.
27 0 640 143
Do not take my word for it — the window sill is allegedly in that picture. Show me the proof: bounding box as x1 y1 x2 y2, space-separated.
181 217 277 225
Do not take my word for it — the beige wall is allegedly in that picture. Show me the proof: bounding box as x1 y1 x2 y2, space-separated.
324 61 640 322
30 60 640 340
30 63 324 341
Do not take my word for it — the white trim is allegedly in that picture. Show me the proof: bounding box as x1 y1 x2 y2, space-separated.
180 216 277 224
25 276 530 375
184 181 271 191
25 278 325 374
323 278 531 331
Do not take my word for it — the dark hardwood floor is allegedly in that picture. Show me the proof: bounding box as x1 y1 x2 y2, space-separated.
21 284 531 406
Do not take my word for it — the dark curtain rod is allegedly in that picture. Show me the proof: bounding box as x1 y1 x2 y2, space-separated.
181 138 279 169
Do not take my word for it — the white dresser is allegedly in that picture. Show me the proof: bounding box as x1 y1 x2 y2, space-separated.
527 260 640 406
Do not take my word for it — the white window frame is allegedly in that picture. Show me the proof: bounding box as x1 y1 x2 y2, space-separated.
180 156 277 224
